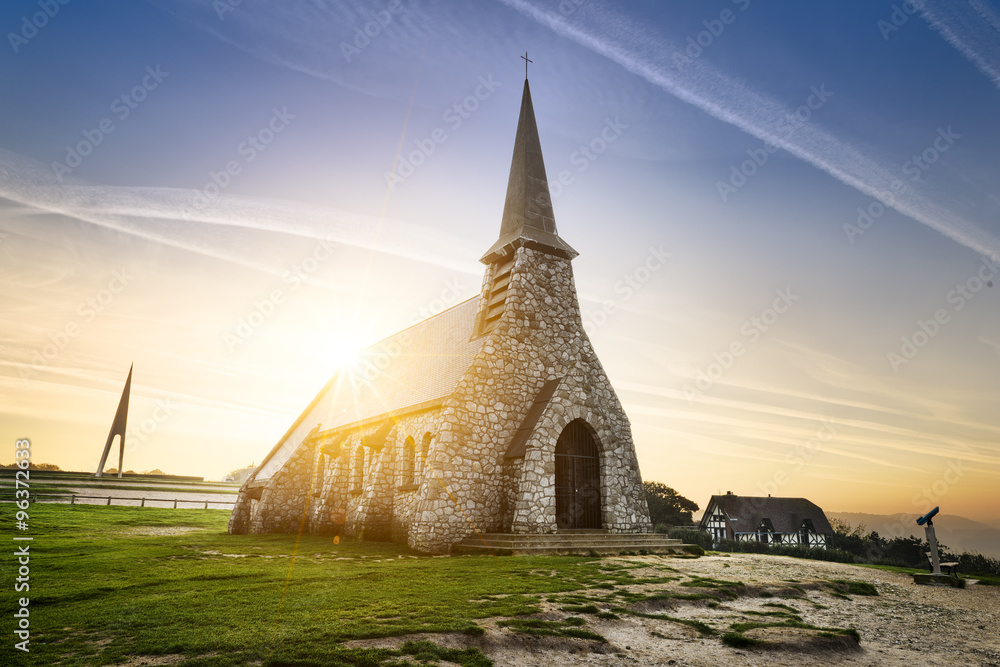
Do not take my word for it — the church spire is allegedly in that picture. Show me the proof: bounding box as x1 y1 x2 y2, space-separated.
481 78 577 263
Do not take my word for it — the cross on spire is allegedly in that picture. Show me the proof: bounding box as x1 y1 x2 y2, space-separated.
521 51 532 79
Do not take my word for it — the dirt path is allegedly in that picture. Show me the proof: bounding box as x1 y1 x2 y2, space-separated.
352 553 1000 666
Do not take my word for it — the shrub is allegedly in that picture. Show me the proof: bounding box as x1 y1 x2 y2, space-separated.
683 544 705 556
668 527 713 549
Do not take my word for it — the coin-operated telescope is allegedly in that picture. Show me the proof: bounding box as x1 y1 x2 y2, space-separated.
911 506 965 588
916 506 939 527
917 506 942 573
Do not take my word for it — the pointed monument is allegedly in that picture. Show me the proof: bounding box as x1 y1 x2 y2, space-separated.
96 364 132 479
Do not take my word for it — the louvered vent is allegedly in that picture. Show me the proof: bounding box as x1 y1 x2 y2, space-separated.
480 253 515 334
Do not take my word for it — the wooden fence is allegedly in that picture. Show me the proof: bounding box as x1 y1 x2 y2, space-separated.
2 493 236 509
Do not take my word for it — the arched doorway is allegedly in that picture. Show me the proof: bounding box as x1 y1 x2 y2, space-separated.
554 420 601 529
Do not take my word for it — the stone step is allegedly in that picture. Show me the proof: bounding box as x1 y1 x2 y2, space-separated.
453 543 685 556
452 532 686 556
465 534 681 546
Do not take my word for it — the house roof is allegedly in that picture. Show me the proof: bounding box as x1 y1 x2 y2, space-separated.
481 79 577 263
701 494 834 534
253 297 485 480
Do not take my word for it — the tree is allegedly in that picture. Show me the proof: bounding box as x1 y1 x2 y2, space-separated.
643 482 699 529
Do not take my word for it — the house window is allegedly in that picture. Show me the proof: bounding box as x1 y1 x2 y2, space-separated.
800 518 815 545
706 506 727 543
757 519 774 544
401 436 415 486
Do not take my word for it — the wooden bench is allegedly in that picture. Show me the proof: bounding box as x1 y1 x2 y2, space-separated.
925 551 959 576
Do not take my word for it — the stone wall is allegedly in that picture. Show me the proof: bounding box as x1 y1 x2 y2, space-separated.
248 436 318 533
408 243 651 552
302 410 443 544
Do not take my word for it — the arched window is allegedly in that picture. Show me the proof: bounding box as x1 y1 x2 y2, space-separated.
401 436 415 486
419 433 432 478
313 449 326 498
352 447 365 490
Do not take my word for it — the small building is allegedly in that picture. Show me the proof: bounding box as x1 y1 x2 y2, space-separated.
698 492 834 548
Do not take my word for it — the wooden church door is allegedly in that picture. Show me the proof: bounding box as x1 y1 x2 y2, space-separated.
554 420 602 529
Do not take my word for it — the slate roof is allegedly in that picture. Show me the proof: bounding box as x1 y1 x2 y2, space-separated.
254 297 485 480
701 494 834 535
482 79 577 263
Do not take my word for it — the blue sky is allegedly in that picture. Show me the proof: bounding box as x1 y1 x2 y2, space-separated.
2 0 999 523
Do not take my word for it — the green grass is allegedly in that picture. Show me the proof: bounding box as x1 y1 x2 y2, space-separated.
496 617 606 642
4 505 879 664
4 505 634 665
827 579 879 596
850 562 1000 586
622 610 716 636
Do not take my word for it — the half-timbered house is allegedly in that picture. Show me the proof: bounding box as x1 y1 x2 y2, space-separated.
698 492 834 548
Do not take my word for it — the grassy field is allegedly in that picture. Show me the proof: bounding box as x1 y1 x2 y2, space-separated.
3 505 878 666
1 505 670 666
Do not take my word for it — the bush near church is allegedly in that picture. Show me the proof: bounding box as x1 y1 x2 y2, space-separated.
643 481 699 531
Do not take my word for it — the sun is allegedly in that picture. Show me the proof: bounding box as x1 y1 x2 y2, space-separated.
321 331 368 372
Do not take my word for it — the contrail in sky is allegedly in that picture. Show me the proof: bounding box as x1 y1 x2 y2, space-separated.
920 0 1000 91
498 0 1000 262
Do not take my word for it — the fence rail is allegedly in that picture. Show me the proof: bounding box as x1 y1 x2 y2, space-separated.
1 493 236 509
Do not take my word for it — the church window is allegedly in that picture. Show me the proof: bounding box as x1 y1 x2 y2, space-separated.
401 437 415 486
352 447 364 490
419 433 431 478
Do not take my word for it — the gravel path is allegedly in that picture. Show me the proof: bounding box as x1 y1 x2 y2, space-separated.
352 553 1000 666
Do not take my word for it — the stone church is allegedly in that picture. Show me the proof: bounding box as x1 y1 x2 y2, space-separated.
229 77 653 553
